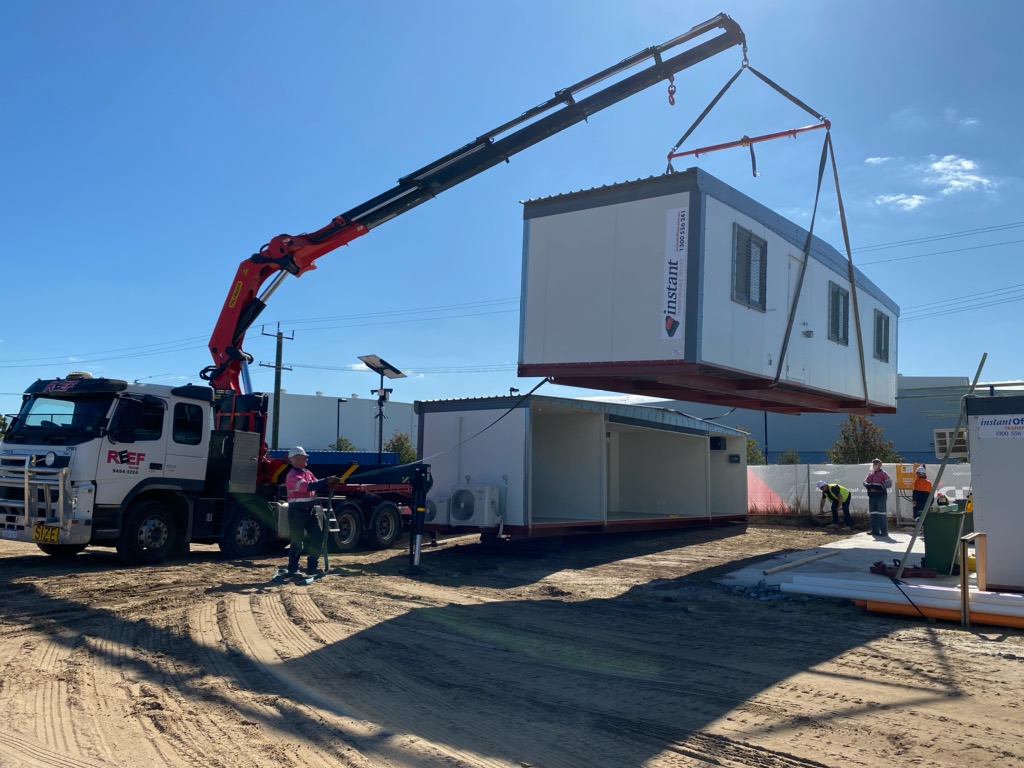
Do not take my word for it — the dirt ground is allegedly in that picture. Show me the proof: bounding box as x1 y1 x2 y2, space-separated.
1 522 1022 768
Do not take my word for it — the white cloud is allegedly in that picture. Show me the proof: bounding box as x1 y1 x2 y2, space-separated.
889 107 929 132
873 194 927 211
866 153 994 213
921 154 993 195
944 107 980 129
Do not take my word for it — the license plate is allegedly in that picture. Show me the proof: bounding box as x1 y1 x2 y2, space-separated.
1 529 18 540
32 524 60 544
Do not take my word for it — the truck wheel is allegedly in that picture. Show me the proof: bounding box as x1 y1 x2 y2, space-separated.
116 501 177 565
219 503 269 559
36 543 88 558
328 502 362 553
367 501 401 550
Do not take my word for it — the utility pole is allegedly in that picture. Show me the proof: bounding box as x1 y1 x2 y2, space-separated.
259 324 293 450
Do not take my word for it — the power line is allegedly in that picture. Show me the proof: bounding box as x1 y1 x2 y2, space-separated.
0 335 208 366
856 238 1024 267
0 300 521 366
853 220 1024 253
288 362 518 374
900 293 1024 323
274 297 519 327
900 282 1024 312
294 308 518 333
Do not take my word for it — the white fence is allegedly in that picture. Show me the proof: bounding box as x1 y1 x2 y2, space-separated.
748 463 972 524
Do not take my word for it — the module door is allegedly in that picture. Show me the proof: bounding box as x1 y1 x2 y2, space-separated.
94 397 168 507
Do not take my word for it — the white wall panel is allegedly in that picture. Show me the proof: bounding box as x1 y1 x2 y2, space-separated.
522 192 690 365
421 407 528 526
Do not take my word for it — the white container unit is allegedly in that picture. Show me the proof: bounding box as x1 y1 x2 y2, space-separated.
519 169 899 414
965 395 1024 592
415 394 748 538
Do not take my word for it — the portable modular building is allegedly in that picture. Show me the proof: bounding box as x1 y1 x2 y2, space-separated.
415 394 748 538
518 168 899 414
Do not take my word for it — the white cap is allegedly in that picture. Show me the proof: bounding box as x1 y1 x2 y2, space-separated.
916 466 927 475
817 481 827 489
288 446 308 459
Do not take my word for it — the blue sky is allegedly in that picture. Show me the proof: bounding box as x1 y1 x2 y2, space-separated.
2 0 1021 418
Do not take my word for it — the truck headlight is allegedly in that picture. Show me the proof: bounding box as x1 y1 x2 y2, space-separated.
45 452 57 467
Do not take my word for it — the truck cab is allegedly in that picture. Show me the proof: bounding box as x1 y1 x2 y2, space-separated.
0 373 286 563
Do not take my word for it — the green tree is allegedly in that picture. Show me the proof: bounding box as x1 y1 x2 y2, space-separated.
384 431 417 465
746 437 765 465
329 436 357 451
825 415 902 464
776 448 801 465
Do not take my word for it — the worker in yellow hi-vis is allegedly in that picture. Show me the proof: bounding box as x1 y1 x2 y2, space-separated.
817 480 853 528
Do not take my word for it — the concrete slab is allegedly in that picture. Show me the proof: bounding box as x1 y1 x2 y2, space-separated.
717 531 966 590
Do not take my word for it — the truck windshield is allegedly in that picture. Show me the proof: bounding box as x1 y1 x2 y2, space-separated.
4 395 114 446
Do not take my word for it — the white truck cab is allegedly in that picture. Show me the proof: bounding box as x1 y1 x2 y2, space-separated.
0 373 287 563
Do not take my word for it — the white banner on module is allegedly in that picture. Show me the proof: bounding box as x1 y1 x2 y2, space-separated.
662 206 687 341
975 415 1024 439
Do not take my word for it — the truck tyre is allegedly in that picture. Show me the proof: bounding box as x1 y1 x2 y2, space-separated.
219 503 269 559
328 502 362 553
116 500 177 565
36 543 88 558
367 501 401 550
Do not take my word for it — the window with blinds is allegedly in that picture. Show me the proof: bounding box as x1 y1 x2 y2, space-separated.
732 224 767 311
828 281 849 345
873 309 890 362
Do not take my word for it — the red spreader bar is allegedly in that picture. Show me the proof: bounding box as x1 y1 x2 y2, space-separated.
667 120 830 161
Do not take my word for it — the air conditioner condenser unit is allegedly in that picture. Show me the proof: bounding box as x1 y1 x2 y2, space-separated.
425 497 449 526
450 484 501 527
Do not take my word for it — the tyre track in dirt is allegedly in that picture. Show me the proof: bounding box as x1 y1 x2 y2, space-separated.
290 589 542 768
4 530 1024 767
291 578 831 767
229 589 520 768
78 615 188 766
305 564 1024 768
0 730 107 768
216 591 407 768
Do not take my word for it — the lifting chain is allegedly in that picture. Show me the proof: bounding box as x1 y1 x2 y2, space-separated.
667 76 676 106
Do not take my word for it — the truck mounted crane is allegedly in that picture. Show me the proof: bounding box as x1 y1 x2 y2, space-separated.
0 15 746 564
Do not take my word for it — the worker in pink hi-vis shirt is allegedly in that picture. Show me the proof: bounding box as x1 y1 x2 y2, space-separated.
863 459 893 538
284 447 338 577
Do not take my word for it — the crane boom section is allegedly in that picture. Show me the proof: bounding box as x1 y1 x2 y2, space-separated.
204 14 745 392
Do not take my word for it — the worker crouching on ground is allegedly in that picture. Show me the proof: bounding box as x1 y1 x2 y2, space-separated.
285 447 339 577
863 459 893 537
817 480 853 527
912 465 932 521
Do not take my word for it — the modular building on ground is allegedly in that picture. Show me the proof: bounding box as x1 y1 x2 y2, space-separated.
415 394 748 539
518 168 899 414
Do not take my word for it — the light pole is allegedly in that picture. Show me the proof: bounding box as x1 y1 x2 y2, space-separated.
335 398 347 450
357 355 406 464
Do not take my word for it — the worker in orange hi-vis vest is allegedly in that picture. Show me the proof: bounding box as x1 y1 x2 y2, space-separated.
911 465 933 521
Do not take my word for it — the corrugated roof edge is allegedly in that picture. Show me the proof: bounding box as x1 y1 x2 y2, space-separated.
414 393 748 436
